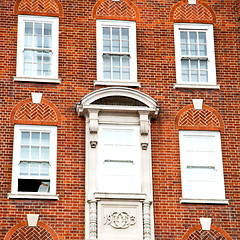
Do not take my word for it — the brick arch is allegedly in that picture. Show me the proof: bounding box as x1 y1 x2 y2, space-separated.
170 0 216 24
10 98 61 126
175 104 224 132
93 0 139 21
182 224 232 240
5 221 58 240
14 0 63 18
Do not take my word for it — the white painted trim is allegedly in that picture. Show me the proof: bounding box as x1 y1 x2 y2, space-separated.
94 192 146 200
174 83 220 89
192 99 203 110
8 193 59 200
94 80 141 87
14 77 61 83
200 218 212 230
76 87 158 117
16 15 59 80
174 23 217 86
188 0 196 4
96 20 137 85
31 93 42 103
180 198 229 205
27 214 39 226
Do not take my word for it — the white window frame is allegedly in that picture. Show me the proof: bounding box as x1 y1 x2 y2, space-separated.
14 15 60 83
179 130 228 204
8 125 58 200
174 23 219 89
98 124 141 193
96 20 139 87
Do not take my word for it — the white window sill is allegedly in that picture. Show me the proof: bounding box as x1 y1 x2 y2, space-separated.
174 83 220 89
94 80 141 87
8 193 59 200
14 76 61 84
180 198 229 205
94 192 146 200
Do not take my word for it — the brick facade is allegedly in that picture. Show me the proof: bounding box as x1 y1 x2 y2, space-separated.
0 0 239 239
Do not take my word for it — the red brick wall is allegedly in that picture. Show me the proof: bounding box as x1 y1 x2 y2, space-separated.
0 0 239 239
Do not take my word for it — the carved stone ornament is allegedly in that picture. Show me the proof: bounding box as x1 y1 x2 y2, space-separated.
141 143 148 150
104 212 136 229
90 141 98 148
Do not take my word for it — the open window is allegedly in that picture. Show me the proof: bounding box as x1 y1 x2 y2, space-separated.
9 125 58 199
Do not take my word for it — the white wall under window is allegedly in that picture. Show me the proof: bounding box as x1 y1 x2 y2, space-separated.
179 130 227 204
14 15 60 83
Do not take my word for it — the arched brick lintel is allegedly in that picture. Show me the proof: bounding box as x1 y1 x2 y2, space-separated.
170 0 216 24
93 0 140 21
175 104 224 133
14 0 64 18
10 98 62 126
4 221 59 240
182 224 232 240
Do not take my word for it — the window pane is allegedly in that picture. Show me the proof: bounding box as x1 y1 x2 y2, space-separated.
190 44 198 56
40 163 50 176
181 59 189 69
112 40 120 52
121 28 129 40
191 70 198 82
199 44 207 56
43 52 51 63
122 57 130 67
113 68 120 79
21 146 29 160
30 162 39 176
19 162 29 176
200 60 208 70
190 60 198 70
24 50 32 62
122 41 129 53
44 36 52 48
24 36 33 48
200 71 208 82
103 27 110 39
44 23 52 36
103 55 111 66
180 32 188 44
25 22 33 35
31 146 39 160
122 68 130 80
31 132 40 145
41 147 49 160
33 51 42 63
182 70 189 82
181 44 188 55
112 56 120 67
103 68 111 79
21 132 30 144
103 40 111 52
198 32 206 44
189 32 197 44
23 63 32 75
43 64 51 76
35 23 42 35
112 28 120 40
